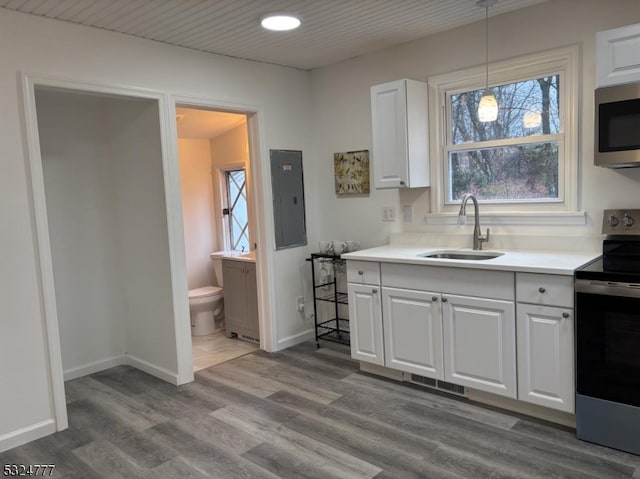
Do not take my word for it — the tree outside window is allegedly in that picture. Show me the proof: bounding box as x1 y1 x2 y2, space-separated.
447 75 561 202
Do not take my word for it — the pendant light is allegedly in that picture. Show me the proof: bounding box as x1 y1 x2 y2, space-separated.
477 0 498 122
523 110 542 129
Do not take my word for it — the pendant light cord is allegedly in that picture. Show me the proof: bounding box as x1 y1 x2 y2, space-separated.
485 4 489 91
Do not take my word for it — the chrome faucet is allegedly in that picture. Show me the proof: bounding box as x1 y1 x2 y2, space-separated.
458 193 490 250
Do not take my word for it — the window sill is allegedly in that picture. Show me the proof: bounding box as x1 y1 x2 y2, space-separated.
425 211 587 226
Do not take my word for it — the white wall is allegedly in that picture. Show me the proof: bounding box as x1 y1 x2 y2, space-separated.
107 99 178 377
37 90 127 379
309 0 640 249
36 88 178 382
179 139 218 289
0 8 312 450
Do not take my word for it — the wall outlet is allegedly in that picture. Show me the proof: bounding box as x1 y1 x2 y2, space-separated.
296 296 304 312
382 206 396 222
403 205 413 223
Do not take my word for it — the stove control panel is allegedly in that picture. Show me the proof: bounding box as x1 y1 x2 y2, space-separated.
603 209 640 235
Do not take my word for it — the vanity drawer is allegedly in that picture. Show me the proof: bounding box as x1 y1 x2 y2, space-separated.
516 272 573 308
347 260 381 285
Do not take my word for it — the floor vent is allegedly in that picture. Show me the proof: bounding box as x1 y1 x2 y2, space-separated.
406 373 467 397
239 334 260 344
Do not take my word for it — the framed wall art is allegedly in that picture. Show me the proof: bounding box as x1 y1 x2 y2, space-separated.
333 149 370 196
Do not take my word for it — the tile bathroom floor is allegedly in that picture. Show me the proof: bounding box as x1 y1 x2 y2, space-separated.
192 331 259 371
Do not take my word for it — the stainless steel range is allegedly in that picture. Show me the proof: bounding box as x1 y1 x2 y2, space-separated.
575 209 640 455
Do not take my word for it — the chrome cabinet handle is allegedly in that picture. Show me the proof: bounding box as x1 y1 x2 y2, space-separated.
562 312 570 318
538 287 546 293
442 297 448 303
432 296 438 302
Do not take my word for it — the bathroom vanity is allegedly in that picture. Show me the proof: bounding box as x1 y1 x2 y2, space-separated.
222 254 259 342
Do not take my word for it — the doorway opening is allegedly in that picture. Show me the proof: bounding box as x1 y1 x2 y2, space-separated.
175 105 260 371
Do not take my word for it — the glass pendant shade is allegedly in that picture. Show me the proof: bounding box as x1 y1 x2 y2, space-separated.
523 110 542 128
478 90 498 122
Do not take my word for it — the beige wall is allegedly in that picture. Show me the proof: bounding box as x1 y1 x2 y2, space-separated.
210 124 254 250
178 139 218 289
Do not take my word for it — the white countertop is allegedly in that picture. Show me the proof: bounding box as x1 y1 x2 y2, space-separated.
341 245 600 275
211 251 257 263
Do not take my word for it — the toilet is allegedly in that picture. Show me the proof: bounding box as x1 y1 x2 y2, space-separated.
188 252 226 336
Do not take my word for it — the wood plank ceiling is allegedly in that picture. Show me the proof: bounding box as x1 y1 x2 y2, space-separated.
0 0 549 70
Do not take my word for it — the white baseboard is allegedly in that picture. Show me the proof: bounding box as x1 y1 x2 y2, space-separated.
276 329 314 351
63 355 127 382
467 389 576 428
2 356 179 452
126 354 179 385
0 419 56 453
63 354 179 385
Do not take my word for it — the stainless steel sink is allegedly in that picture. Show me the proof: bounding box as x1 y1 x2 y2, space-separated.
419 250 504 261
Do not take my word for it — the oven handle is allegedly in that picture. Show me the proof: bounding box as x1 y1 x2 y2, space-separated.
575 279 640 298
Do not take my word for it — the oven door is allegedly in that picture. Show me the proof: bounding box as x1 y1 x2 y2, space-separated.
575 279 640 406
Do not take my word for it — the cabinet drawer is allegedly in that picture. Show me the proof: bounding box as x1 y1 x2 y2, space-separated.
347 260 381 285
382 263 514 301
516 273 573 308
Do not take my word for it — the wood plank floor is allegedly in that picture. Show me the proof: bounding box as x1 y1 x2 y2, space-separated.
3 342 640 478
192 332 259 372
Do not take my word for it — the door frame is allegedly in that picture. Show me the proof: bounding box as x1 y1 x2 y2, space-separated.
20 73 178 433
20 74 277 437
170 95 277 367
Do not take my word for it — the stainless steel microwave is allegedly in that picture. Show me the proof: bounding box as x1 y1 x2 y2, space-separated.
595 82 640 168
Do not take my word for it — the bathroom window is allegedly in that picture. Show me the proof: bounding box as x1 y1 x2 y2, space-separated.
428 45 579 217
224 169 250 252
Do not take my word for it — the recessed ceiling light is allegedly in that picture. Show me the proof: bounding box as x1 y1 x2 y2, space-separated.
260 13 301 31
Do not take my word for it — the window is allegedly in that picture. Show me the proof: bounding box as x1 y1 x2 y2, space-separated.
224 169 250 251
429 46 579 219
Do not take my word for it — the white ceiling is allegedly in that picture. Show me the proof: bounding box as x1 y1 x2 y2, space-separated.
176 107 246 139
1 0 549 70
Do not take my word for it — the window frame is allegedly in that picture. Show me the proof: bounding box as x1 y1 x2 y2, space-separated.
215 162 251 252
224 168 250 252
427 45 581 222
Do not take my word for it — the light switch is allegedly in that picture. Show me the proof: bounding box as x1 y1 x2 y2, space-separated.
382 206 396 222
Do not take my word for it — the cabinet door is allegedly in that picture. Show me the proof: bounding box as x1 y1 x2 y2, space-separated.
371 80 409 189
597 23 640 87
348 283 383 365
244 262 260 340
382 287 443 379
442 294 517 398
222 260 248 337
517 304 574 412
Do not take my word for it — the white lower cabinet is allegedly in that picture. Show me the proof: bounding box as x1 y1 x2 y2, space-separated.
346 260 577 412
517 303 574 412
382 287 443 379
442 294 517 399
348 283 384 365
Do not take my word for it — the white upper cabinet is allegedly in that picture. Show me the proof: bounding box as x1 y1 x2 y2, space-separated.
597 22 640 87
370 79 429 189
